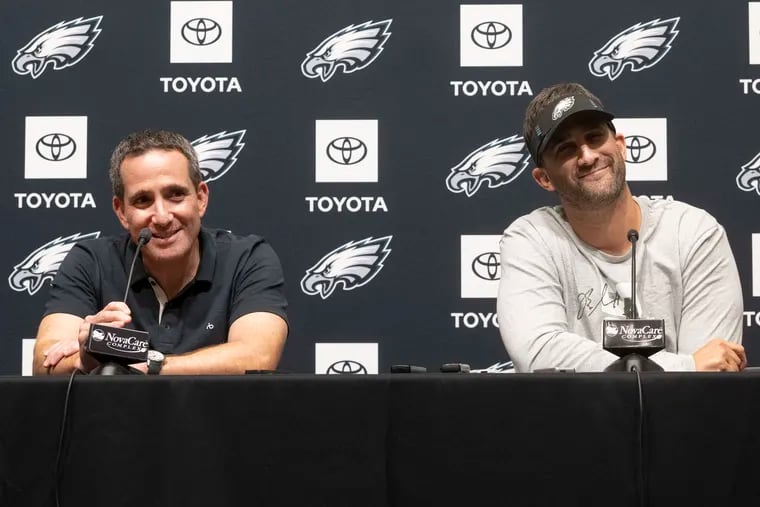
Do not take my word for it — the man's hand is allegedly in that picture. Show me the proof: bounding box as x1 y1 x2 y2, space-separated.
42 336 81 370
41 302 133 373
76 301 132 347
74 301 133 372
693 338 747 372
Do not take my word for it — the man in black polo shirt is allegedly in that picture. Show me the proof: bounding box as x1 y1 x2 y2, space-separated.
32 130 288 375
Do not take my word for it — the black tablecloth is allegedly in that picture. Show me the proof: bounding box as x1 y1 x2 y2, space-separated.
2 372 759 506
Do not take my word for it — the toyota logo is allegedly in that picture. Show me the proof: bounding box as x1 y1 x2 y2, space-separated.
471 21 511 50
625 135 657 164
91 329 105 342
35 133 77 162
326 360 367 375
326 137 367 165
471 252 500 281
181 17 222 46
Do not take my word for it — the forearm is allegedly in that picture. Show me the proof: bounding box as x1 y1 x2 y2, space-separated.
649 350 696 371
504 328 618 372
32 313 86 376
159 313 287 375
160 340 282 375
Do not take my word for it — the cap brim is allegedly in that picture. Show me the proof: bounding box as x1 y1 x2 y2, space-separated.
528 94 614 164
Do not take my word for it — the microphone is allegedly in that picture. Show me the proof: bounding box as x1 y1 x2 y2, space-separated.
390 364 427 373
603 229 665 372
123 228 151 302
440 363 471 373
627 229 638 319
86 228 152 375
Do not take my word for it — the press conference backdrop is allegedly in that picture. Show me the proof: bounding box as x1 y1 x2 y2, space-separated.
2 0 760 375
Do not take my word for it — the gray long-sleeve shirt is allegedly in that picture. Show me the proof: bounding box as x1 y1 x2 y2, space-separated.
497 196 743 372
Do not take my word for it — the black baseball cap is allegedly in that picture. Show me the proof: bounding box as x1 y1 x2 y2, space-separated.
527 93 615 164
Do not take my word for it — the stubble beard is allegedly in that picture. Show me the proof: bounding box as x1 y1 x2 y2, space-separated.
556 154 626 212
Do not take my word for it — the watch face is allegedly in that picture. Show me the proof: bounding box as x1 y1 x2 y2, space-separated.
147 350 165 362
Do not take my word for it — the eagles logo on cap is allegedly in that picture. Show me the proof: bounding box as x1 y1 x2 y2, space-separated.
527 93 614 164
552 96 575 121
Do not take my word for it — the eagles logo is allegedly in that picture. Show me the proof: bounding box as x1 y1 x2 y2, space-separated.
301 19 392 82
552 96 575 121
191 130 246 183
8 232 100 295
589 17 680 81
301 236 392 299
12 16 103 79
446 136 530 197
737 151 760 196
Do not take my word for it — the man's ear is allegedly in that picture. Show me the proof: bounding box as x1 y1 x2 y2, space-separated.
615 131 626 158
532 166 555 192
112 196 129 229
197 182 209 217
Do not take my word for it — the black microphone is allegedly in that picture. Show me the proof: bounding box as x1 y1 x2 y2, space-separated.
86 228 152 375
390 364 427 373
122 228 152 302
603 229 665 372
440 363 471 373
627 229 639 319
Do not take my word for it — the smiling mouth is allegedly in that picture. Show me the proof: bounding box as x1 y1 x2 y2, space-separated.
579 165 610 179
152 230 179 240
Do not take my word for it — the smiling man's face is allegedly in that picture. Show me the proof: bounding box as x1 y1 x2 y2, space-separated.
112 148 208 266
534 113 627 211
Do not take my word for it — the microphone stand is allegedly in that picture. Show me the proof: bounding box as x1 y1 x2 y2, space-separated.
604 230 663 372
605 353 663 373
90 362 141 375
89 229 152 376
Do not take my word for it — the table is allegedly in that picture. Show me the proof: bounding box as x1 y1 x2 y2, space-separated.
2 372 759 506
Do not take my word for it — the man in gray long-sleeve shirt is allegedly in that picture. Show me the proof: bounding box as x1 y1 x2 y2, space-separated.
497 83 746 372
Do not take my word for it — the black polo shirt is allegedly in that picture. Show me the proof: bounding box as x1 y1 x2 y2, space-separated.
44 227 288 354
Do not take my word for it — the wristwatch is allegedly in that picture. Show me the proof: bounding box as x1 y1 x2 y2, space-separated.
146 350 165 375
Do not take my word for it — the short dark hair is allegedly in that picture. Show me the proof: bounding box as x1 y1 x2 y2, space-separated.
523 83 606 163
109 129 201 198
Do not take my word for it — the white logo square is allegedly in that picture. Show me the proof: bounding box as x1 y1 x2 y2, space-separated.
750 3 760 64
22 338 34 376
460 4 523 67
461 235 502 298
170 1 233 63
315 343 378 374
315 119 378 182
753 234 760 297
25 116 88 179
613 118 668 181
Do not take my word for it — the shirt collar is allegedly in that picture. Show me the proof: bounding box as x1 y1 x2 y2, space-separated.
195 227 216 284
